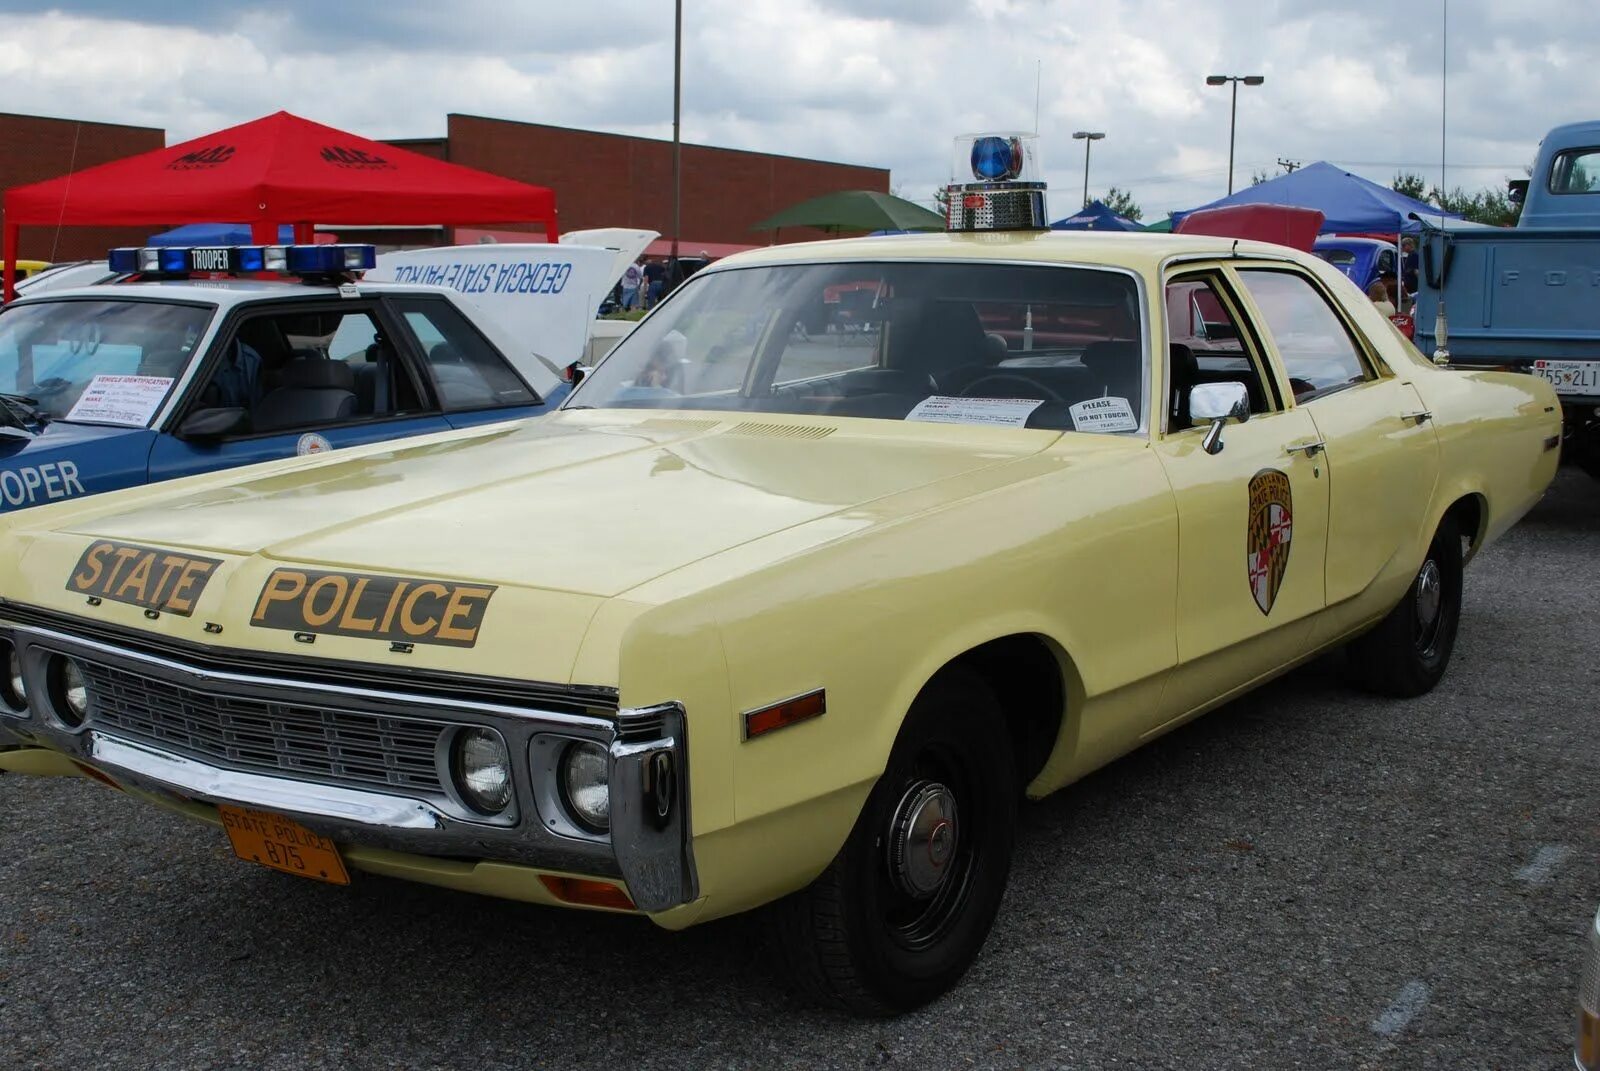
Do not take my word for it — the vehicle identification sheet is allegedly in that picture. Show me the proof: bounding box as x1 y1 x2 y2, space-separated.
907 396 1045 428
64 375 173 427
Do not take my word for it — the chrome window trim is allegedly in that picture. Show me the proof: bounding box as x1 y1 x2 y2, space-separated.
568 256 1155 439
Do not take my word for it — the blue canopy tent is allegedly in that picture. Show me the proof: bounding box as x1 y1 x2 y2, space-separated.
148 222 295 246
1172 162 1458 234
1050 200 1143 231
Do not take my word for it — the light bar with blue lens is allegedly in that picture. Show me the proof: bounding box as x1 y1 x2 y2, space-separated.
107 243 376 277
970 136 1025 182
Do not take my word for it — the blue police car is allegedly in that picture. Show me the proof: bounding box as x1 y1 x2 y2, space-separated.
0 243 582 513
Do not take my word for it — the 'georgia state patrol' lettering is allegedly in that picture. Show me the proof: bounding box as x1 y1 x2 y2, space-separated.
251 568 496 648
0 461 85 510
387 259 572 296
67 540 221 616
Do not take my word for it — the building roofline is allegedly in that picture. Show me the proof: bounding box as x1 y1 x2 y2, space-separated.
445 113 889 175
0 111 164 135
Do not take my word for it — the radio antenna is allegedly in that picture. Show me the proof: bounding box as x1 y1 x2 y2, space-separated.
1431 0 1452 366
1033 59 1042 135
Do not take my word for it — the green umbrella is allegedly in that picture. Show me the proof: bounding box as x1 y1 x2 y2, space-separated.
751 190 946 235
1143 216 1174 232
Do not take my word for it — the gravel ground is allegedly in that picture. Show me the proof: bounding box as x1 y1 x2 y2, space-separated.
1 471 1596 1071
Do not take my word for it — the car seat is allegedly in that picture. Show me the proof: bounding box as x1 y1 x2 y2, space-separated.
1167 343 1200 428
1079 340 1143 406
252 358 358 432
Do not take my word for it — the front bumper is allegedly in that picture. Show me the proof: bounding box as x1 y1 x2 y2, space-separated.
0 614 698 913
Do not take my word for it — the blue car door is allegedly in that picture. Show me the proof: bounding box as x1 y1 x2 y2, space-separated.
148 298 453 484
383 295 565 431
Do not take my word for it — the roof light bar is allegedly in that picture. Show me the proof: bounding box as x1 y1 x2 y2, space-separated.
107 243 376 277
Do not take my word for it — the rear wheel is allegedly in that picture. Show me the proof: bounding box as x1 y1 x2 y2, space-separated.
768 670 1018 1016
1570 415 1600 481
1347 517 1463 697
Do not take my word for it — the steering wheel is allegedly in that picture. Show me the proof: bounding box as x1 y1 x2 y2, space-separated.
958 374 1064 403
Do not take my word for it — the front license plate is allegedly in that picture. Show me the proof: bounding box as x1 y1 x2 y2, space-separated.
1532 359 1600 395
218 805 350 885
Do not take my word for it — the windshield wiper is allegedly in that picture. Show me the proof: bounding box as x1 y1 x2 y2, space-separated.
0 392 47 431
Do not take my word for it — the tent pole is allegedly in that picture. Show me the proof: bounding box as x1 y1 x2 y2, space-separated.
2 221 17 304
670 0 682 277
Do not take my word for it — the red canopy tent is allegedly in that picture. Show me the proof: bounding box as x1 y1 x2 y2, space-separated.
2 110 559 299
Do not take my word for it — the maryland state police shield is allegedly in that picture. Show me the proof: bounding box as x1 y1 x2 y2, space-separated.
1247 469 1293 615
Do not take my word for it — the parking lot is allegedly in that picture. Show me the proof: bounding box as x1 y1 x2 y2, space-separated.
1 470 1595 1071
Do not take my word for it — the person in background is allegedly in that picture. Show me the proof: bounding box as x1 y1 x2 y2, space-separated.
1367 279 1397 319
1400 236 1419 296
642 257 667 308
620 257 644 310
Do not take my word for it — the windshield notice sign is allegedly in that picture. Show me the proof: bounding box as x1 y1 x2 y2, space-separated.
1067 396 1139 433
906 396 1044 428
64 374 173 427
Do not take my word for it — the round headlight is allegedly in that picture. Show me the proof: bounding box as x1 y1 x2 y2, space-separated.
2 643 25 710
49 657 90 727
560 740 610 834
451 727 512 815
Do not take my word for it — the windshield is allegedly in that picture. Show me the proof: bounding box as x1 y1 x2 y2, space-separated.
570 261 1146 433
0 299 213 425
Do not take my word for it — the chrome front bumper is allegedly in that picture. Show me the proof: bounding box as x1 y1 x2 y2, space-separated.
0 617 698 913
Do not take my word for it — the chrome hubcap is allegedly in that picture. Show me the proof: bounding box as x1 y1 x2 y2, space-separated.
1415 559 1442 631
888 780 960 899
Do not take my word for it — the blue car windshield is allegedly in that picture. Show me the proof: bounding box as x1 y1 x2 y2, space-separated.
568 262 1147 433
0 299 213 425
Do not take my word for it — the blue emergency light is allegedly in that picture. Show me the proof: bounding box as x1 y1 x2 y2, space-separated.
108 243 377 277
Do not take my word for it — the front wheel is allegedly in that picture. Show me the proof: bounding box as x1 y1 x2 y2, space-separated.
1347 517 1463 697
767 670 1018 1016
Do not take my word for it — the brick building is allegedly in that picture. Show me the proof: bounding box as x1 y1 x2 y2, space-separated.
0 113 164 261
0 110 889 262
390 114 891 250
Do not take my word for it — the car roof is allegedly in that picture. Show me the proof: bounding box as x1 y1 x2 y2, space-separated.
708 229 1309 274
9 278 458 307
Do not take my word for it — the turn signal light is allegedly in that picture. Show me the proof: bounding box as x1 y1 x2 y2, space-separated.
538 875 636 912
743 688 826 740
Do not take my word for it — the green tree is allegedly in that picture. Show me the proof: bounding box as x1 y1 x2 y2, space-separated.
1102 186 1143 222
1392 171 1428 200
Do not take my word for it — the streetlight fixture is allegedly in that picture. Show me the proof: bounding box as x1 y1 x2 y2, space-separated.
1072 130 1105 208
1205 73 1265 195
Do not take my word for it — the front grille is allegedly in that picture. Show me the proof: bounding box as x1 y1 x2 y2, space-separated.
81 661 447 794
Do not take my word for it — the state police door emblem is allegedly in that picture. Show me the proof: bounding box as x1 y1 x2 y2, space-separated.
1247 469 1293 615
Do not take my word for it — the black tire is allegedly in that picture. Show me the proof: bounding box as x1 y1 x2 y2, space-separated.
768 669 1018 1016
1571 417 1600 482
1347 517 1463 697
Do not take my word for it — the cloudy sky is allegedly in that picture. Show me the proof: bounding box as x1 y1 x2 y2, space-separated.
0 0 1586 220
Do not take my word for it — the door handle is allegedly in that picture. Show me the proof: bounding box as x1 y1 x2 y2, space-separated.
1285 438 1326 458
1401 409 1432 424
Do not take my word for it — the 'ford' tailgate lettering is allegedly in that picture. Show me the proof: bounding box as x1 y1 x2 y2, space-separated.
67 540 221 616
251 568 496 647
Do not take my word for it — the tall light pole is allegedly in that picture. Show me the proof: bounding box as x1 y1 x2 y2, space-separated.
1072 131 1104 208
670 0 682 283
1205 74 1264 195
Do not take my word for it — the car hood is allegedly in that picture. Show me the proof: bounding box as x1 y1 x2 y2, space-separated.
31 411 1061 600
0 419 144 459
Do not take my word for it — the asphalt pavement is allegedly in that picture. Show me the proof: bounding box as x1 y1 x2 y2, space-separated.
2 470 1596 1071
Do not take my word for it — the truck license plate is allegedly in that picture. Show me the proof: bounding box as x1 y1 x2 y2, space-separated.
1532 359 1600 395
219 805 350 885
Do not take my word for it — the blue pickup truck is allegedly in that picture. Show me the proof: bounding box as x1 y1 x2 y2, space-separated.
1414 121 1600 478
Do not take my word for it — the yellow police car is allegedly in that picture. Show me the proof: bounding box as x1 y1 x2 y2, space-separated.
0 135 1560 1014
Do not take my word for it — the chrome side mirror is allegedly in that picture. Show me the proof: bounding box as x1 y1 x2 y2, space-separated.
1188 381 1250 455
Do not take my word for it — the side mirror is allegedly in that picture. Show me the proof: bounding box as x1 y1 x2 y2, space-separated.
177 407 247 441
1188 381 1249 455
1507 178 1529 206
564 362 593 387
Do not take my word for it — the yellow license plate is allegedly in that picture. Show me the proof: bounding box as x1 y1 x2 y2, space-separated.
218 805 350 886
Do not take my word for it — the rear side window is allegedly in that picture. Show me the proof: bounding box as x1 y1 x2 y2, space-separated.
1549 149 1600 194
1236 270 1372 402
392 297 536 410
